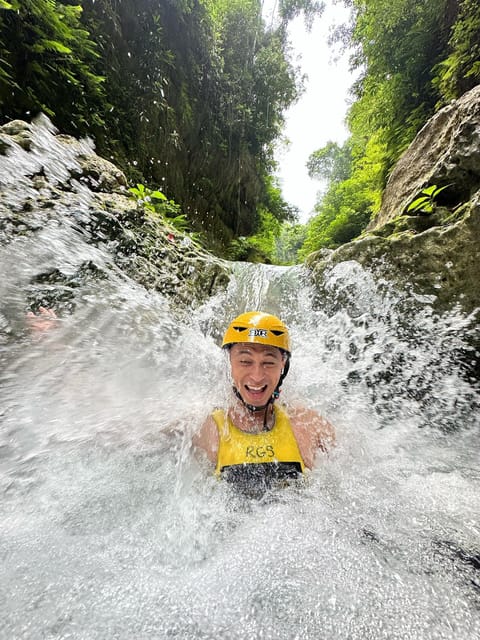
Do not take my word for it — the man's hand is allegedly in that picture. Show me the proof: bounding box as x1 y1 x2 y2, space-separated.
26 306 58 333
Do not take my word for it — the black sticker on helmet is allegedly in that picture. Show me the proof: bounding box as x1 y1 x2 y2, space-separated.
249 329 267 337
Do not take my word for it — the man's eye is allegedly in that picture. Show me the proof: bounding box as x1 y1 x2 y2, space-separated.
264 361 276 367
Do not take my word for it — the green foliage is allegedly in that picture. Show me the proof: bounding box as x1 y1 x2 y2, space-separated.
0 0 306 253
248 208 282 259
319 0 457 261
299 186 371 257
261 174 299 224
78 0 303 250
406 184 451 214
299 133 385 256
345 0 453 169
0 1 105 132
227 207 282 263
0 0 18 11
307 141 352 183
275 223 307 264
277 0 325 27
225 173 302 263
3 0 478 264
128 184 189 234
432 0 480 102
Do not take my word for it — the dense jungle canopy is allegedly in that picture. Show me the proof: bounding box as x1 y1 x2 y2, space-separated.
1 0 480 261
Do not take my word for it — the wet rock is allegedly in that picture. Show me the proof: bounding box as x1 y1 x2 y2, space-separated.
0 119 34 152
309 199 480 314
55 134 128 192
0 115 231 311
372 84 480 227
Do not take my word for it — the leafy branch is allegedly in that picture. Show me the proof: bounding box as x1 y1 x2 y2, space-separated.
406 184 451 214
127 183 208 247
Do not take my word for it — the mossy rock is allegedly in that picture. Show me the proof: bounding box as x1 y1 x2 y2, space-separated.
364 204 469 241
308 197 480 314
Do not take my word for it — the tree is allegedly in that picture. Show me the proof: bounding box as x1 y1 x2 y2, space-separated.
79 0 306 251
226 174 300 263
433 0 480 102
277 0 325 26
307 140 352 183
275 222 307 264
299 133 385 255
346 0 454 167
0 0 105 134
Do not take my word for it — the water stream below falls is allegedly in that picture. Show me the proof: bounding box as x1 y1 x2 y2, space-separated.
0 124 479 639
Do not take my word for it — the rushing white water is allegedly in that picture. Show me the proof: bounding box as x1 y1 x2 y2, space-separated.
1 120 479 639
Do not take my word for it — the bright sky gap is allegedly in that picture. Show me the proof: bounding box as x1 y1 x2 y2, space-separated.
263 1 355 222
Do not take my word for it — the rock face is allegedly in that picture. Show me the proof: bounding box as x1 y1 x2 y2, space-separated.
372 84 480 228
308 86 480 315
0 116 231 314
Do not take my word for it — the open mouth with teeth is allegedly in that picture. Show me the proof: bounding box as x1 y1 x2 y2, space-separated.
244 384 268 399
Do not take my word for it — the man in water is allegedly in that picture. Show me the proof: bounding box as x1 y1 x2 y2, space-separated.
194 311 335 489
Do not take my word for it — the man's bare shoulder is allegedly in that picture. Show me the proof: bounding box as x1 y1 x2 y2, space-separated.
286 404 336 452
192 413 219 464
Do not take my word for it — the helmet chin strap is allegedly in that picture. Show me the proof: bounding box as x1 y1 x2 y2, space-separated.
232 385 282 431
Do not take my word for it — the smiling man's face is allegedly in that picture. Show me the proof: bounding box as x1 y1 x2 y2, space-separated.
229 342 284 407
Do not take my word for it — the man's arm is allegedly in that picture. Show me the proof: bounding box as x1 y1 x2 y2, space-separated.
290 406 336 469
311 410 336 452
192 415 219 464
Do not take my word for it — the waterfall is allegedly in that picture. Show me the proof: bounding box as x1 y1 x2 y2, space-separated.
1 123 479 640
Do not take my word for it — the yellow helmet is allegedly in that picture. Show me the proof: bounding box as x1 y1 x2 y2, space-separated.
222 311 291 353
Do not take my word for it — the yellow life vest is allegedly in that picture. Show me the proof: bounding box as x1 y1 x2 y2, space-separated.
212 405 305 486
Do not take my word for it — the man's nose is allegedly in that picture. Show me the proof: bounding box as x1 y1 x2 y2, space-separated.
250 362 266 380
